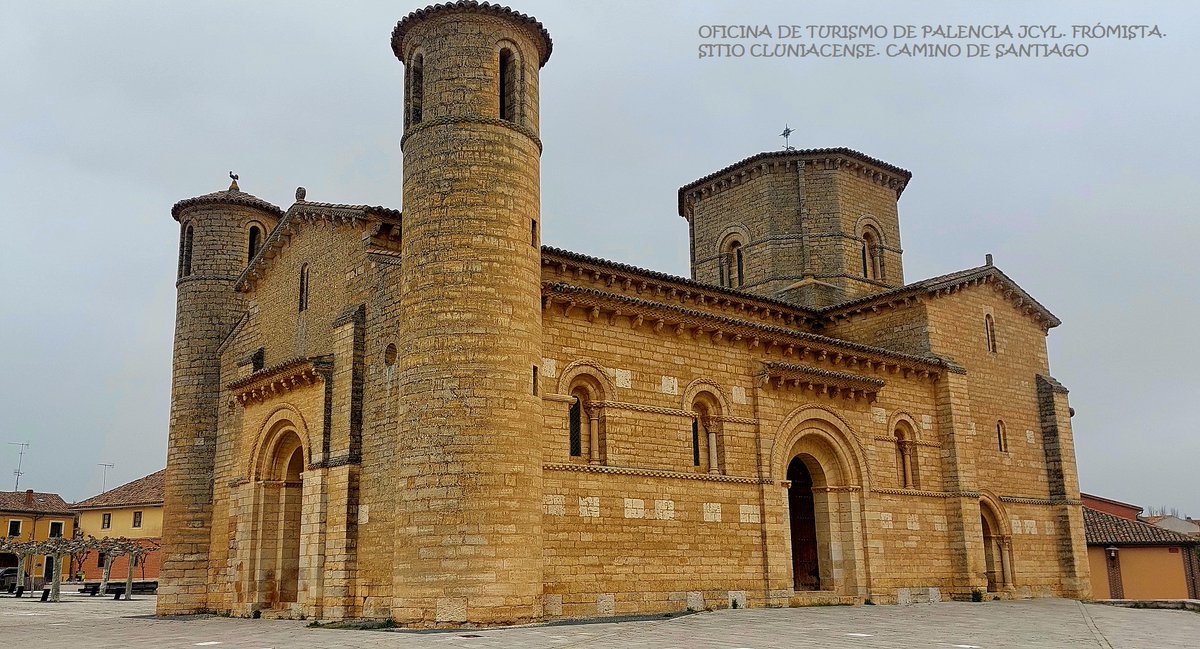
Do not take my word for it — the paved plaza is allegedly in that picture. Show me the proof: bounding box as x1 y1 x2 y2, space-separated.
3 594 1199 648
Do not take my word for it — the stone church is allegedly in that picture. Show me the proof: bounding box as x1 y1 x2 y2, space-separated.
158 1 1091 625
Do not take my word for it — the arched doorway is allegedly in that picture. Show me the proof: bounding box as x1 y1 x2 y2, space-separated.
254 428 305 610
979 501 1012 592
787 456 820 591
277 445 303 604
981 513 1000 591
772 410 870 599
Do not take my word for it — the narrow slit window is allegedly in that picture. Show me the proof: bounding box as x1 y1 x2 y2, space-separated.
568 397 582 457
532 365 539 396
996 420 1008 452
531 219 538 247
734 244 745 287
247 225 262 263
409 54 424 125
499 48 517 122
985 314 997 353
298 264 309 313
180 224 194 277
692 418 701 467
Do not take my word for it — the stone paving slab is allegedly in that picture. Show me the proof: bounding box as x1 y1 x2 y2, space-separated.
3 594 1200 648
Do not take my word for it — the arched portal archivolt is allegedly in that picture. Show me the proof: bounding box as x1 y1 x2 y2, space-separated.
247 404 315 479
769 406 870 488
238 403 315 616
978 490 1014 592
770 406 870 598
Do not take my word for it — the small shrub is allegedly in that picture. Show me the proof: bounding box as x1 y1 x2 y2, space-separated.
971 590 984 602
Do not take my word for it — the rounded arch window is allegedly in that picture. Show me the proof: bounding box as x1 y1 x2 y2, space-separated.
689 393 723 474
407 53 424 126
179 223 194 278
498 44 522 123
893 421 919 489
568 387 590 458
861 226 882 280
247 222 264 263
720 239 745 288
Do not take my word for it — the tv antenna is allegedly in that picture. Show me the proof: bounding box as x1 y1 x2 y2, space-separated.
98 463 115 493
780 124 795 151
9 441 29 491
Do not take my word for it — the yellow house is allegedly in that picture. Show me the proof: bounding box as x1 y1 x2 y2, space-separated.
73 469 164 580
1 489 75 587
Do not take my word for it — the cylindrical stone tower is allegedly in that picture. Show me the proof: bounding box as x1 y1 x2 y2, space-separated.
391 2 551 625
158 180 281 615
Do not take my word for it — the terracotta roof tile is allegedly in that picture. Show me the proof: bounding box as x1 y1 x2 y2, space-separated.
0 491 73 515
1084 507 1200 546
73 470 165 510
392 1 552 66
820 264 1062 328
678 148 913 215
171 187 284 221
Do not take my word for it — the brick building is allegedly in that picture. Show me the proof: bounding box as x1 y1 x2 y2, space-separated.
1081 494 1200 600
74 469 165 581
158 1 1091 625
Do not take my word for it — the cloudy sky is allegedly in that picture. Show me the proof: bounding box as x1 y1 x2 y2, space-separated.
1 1 1196 514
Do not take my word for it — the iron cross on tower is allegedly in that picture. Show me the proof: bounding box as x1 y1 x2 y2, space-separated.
780 124 795 151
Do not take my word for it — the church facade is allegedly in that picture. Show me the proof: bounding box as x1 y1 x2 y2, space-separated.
158 1 1091 626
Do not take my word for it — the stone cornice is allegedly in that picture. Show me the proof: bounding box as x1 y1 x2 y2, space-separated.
542 247 820 328
758 361 889 402
821 265 1061 331
1000 495 1082 506
871 435 941 449
228 356 332 405
678 148 912 218
544 462 767 484
588 400 758 425
870 488 988 499
543 282 958 378
401 115 542 153
235 201 400 293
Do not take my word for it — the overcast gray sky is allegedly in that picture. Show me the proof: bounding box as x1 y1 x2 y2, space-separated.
1 1 1196 514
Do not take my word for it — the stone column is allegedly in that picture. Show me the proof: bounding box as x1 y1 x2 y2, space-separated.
588 409 600 465
706 421 719 474
1000 538 1014 590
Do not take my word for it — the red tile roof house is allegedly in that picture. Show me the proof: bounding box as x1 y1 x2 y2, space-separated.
0 489 75 589
1082 493 1200 600
73 470 165 582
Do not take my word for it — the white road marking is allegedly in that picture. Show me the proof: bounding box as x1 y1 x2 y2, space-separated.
194 643 222 646
846 633 874 637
